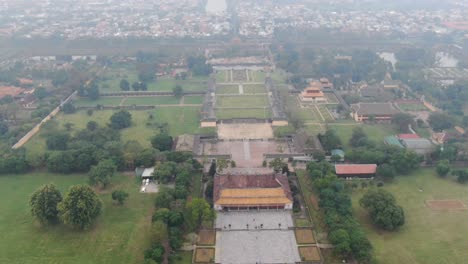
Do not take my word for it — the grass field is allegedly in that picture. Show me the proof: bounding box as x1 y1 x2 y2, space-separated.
216 108 271 119
215 71 226 83
171 251 193 264
216 85 239 94
351 169 468 264
329 124 398 149
250 71 266 82
123 96 180 105
243 84 266 94
286 96 319 122
0 173 154 264
317 105 334 121
216 95 268 108
184 96 204 105
397 103 428 112
25 107 208 155
74 97 123 107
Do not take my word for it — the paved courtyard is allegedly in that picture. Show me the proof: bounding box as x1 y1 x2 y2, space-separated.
215 211 299 264
215 230 300 264
218 123 274 139
216 211 294 230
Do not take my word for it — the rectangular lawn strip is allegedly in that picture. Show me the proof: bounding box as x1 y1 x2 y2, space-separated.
243 84 267 94
73 97 123 107
0 173 154 264
124 96 179 105
216 108 271 119
397 103 428 112
251 70 266 82
351 169 468 264
216 85 239 94
318 105 334 121
184 96 204 105
216 95 269 108
215 71 226 82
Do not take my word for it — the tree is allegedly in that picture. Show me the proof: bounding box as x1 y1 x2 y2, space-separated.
87 121 98 131
376 164 396 180
87 85 100 100
185 198 214 231
392 113 414 133
132 82 140 91
428 112 455 132
88 159 117 188
58 185 102 230
144 242 165 263
120 79 130 91
329 229 351 257
173 85 183 98
153 162 176 184
208 160 216 177
0 121 8 135
112 190 129 205
318 129 342 151
187 56 213 76
46 131 69 150
269 158 287 173
135 148 156 167
436 159 450 177
30 184 63 225
110 110 132 129
349 127 368 147
360 189 405 231
154 187 175 208
61 103 76 114
34 87 48 100
151 133 173 151
452 170 468 183
216 159 229 173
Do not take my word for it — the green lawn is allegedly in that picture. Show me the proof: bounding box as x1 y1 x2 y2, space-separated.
170 251 192 264
243 84 266 94
124 96 180 106
183 96 204 105
215 70 226 83
351 169 468 264
216 108 271 119
0 173 154 264
217 95 269 108
73 97 123 107
329 124 398 149
25 107 204 153
216 85 239 94
250 70 266 82
397 103 429 112
317 105 334 121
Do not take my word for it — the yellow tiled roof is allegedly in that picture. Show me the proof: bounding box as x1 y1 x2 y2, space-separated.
216 188 291 206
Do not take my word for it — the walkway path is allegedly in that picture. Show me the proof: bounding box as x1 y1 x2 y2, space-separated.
239 84 244 95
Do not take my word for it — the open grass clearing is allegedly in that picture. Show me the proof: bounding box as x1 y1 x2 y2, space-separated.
397 103 429 112
329 124 398 149
216 85 239 95
73 97 123 107
0 173 154 264
24 107 206 155
317 105 334 121
351 169 468 264
216 108 271 119
216 95 268 108
295 218 312 228
124 96 180 105
215 71 226 83
250 70 266 82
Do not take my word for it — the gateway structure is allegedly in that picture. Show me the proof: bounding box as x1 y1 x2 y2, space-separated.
213 174 293 211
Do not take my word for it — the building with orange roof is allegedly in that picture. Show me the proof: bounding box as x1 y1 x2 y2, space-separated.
17 78 34 87
299 81 327 102
0 86 25 99
213 174 293 211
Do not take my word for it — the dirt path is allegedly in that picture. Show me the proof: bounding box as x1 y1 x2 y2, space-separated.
179 96 185 105
119 97 127 106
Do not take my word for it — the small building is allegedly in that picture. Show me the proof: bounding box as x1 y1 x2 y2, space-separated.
0 86 25 99
400 138 433 155
213 174 293 211
330 149 345 161
319 78 333 89
141 167 155 179
350 103 400 123
335 164 377 179
382 79 401 89
398 134 420 140
299 81 327 102
384 136 404 148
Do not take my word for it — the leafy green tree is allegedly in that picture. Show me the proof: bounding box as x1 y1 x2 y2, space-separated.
87 84 99 100
46 151 74 173
428 112 455 132
111 190 129 205
135 148 156 167
0 121 8 135
216 158 229 173
151 133 173 151
150 220 168 243
436 159 451 177
46 131 69 150
360 189 405 231
30 184 63 225
110 110 132 129
34 87 48 100
120 79 130 91
376 164 396 180
268 158 287 173
392 113 414 133
154 187 175 208
453 170 468 183
318 129 342 151
61 102 76 114
153 162 177 184
173 85 183 98
349 127 368 147
88 160 117 188
86 121 98 131
329 229 351 257
58 185 102 230
185 198 215 231
144 243 165 263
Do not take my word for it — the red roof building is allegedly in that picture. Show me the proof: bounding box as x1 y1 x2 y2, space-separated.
398 134 420 139
335 164 377 178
